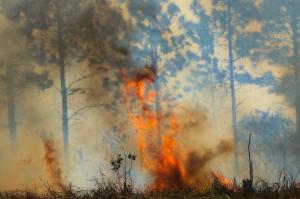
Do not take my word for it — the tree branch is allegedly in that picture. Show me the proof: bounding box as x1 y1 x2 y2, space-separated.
67 71 101 90
68 103 109 121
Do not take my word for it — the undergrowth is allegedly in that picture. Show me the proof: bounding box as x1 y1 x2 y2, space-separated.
0 179 300 199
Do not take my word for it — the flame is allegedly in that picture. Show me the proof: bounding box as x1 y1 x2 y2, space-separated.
43 139 62 188
120 67 233 190
120 68 186 189
212 171 236 192
155 116 186 189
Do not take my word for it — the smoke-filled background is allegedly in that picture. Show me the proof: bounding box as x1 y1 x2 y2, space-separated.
0 0 299 191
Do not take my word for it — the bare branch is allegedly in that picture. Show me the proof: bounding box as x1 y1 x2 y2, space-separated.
233 56 242 62
68 103 109 121
69 121 83 129
67 71 101 90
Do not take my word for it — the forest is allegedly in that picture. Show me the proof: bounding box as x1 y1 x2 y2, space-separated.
0 0 299 198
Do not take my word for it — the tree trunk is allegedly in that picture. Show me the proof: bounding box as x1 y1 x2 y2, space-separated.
227 1 239 175
243 133 254 195
290 2 300 137
248 133 253 182
6 65 17 146
151 44 162 140
56 1 69 163
208 57 218 132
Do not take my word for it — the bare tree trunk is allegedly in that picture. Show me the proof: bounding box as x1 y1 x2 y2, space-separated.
208 58 218 132
56 0 69 163
123 153 127 191
290 2 300 137
226 0 239 175
6 65 17 147
248 133 253 182
243 133 254 195
282 144 288 186
151 44 161 142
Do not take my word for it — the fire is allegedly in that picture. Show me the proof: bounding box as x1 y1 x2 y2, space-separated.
43 139 62 188
120 67 233 189
120 67 186 189
212 171 236 193
155 117 186 189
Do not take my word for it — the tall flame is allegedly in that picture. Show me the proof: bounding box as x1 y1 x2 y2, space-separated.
120 67 186 189
120 67 233 189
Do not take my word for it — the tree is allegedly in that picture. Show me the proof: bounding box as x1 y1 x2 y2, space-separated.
126 0 189 136
0 14 52 147
238 110 294 179
2 0 131 161
258 0 300 137
211 0 262 173
179 0 227 129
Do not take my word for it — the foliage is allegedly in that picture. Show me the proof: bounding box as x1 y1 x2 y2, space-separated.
111 153 137 192
239 110 293 140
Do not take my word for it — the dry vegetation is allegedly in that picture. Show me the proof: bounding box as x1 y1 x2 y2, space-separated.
1 179 300 199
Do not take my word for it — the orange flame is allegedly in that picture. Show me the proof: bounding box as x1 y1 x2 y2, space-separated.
155 117 186 189
212 171 236 192
120 67 233 190
43 139 62 188
120 68 186 189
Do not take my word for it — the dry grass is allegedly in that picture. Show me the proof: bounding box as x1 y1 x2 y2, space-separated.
0 179 300 199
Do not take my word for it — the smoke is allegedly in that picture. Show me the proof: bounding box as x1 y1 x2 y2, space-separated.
185 140 233 180
152 140 234 190
0 0 295 192
0 0 235 191
0 12 54 191
151 110 234 189
117 64 234 189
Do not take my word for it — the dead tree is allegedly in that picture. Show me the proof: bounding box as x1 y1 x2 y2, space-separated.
243 133 254 196
248 133 253 182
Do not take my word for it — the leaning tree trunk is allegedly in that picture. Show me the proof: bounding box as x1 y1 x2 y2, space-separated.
290 4 300 137
6 65 17 147
56 1 69 163
227 1 239 175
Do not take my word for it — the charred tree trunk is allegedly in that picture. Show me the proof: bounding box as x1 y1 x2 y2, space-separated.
282 144 288 186
290 2 300 137
6 65 17 146
243 133 254 196
56 1 69 163
248 133 253 182
226 0 239 175
123 153 127 191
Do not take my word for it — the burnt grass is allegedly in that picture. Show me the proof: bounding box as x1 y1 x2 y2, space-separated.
1 180 300 199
